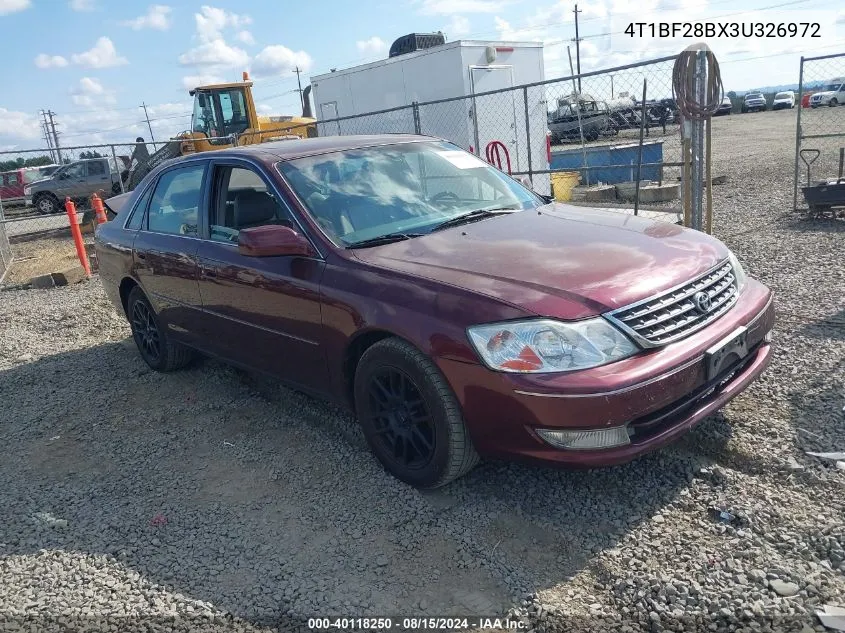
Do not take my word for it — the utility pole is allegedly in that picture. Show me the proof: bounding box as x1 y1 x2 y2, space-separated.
140 102 157 150
292 66 304 112
573 3 583 94
40 111 56 162
46 110 62 163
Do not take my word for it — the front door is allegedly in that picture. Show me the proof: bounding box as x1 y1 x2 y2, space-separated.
55 161 87 199
470 66 520 171
132 161 207 344
195 160 328 390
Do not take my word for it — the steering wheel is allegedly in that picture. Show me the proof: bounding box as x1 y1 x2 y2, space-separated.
431 191 460 204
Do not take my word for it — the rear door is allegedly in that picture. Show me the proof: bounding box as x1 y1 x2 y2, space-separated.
132 161 207 345
320 102 341 135
85 159 111 195
195 158 328 390
471 66 519 169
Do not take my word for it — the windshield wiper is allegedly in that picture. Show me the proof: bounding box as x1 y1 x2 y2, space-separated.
430 207 519 233
347 232 423 249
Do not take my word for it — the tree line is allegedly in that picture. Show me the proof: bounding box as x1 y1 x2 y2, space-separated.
0 150 104 173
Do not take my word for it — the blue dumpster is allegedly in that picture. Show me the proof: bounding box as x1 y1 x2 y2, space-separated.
550 140 664 185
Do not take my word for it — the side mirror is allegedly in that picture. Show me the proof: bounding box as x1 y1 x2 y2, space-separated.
237 224 316 258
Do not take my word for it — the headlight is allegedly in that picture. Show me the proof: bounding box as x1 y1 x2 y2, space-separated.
467 318 638 373
24 187 31 195
728 251 748 290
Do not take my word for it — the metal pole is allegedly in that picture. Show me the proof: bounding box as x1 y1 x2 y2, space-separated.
293 66 305 113
634 79 648 216
792 56 805 211
690 50 706 231
140 102 157 151
111 145 125 194
573 4 582 94
568 46 589 186
523 86 533 187
47 110 62 163
412 102 421 135
610 75 614 99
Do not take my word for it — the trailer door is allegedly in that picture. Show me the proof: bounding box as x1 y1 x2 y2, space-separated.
320 102 341 136
470 66 519 171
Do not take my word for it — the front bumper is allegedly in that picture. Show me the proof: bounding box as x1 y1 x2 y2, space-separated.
443 280 774 467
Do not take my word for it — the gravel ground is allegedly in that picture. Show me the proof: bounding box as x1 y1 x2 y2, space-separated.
0 108 844 633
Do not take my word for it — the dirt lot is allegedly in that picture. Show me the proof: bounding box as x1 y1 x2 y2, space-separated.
0 109 843 633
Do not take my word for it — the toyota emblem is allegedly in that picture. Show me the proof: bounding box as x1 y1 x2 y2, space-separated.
693 291 712 313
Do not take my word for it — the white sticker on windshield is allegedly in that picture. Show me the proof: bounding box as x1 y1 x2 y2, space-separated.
437 150 489 169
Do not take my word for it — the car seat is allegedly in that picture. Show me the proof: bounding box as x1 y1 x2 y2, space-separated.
233 190 286 230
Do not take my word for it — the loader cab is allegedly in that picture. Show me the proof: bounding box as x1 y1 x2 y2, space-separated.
191 86 252 145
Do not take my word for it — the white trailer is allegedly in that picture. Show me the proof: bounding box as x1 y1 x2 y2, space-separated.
310 39 551 194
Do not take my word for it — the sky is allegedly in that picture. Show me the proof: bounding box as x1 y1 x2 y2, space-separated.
0 0 843 152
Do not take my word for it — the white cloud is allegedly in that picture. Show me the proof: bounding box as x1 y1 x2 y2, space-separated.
71 37 128 68
419 0 505 15
236 30 255 45
256 103 274 114
251 45 313 78
122 5 172 31
445 15 471 37
356 36 386 55
195 5 251 43
0 108 41 141
181 74 225 89
70 77 117 107
0 0 30 15
69 0 94 10
34 53 69 69
179 39 249 68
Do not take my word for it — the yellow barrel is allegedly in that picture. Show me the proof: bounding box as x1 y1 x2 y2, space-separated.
550 171 581 202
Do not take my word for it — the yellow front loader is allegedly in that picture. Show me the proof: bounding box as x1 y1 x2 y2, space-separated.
126 72 316 190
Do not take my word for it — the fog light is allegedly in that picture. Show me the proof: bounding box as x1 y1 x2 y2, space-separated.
764 331 773 343
536 426 631 450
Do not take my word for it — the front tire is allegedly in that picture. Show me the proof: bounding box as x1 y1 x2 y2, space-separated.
354 338 479 488
830 99 838 107
34 193 59 215
127 286 193 372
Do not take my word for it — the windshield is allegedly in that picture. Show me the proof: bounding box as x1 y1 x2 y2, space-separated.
746 93 763 100
775 92 791 99
277 141 542 247
823 83 842 92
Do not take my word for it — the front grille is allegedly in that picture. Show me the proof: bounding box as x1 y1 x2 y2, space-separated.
606 260 739 347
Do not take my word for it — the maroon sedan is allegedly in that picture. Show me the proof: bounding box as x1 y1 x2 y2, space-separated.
95 135 774 488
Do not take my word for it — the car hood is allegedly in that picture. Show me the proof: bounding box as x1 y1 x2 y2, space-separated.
745 97 765 102
351 204 729 319
28 177 54 187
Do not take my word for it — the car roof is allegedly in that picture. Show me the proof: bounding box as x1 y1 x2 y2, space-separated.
209 134 436 162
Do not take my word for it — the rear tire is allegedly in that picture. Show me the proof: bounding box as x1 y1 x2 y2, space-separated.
127 286 194 372
354 338 479 488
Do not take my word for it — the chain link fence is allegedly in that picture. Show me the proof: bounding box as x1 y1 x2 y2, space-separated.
316 55 683 203
792 51 845 214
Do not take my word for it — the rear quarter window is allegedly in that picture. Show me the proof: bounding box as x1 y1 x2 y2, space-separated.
125 185 154 230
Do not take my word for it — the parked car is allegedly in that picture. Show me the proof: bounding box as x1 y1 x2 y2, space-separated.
810 78 845 107
25 156 129 214
0 165 60 207
741 93 767 113
715 96 733 116
772 91 796 110
95 135 774 488
548 93 610 143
